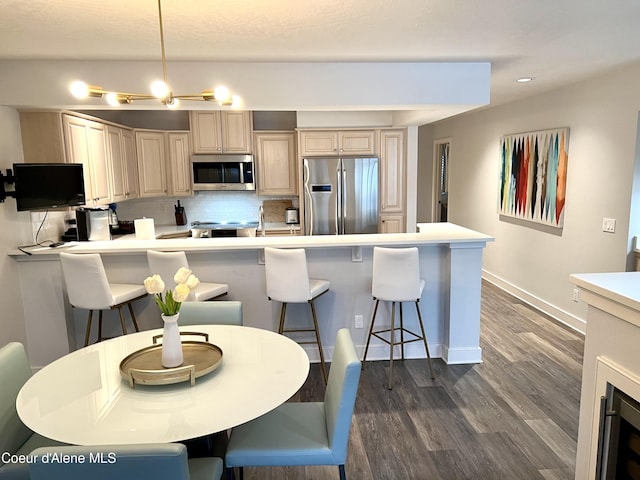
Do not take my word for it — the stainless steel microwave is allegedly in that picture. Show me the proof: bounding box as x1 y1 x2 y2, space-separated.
191 154 255 191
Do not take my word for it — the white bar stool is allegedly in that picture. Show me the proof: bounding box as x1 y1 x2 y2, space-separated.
362 246 435 389
147 250 229 301
59 252 147 346
264 247 329 384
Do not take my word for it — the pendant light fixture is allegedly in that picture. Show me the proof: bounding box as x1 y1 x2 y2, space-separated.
70 0 240 108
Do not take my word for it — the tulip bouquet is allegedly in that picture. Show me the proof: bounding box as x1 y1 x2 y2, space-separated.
144 267 200 316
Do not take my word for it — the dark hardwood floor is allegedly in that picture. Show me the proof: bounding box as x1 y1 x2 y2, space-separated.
238 280 584 480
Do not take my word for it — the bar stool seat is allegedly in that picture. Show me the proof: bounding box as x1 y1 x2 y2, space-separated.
264 247 329 384
147 250 228 301
362 246 435 389
59 252 146 346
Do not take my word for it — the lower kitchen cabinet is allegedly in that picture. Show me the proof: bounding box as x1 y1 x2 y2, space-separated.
379 214 405 233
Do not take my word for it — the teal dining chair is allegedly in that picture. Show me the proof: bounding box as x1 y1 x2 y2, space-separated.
28 443 223 480
0 342 66 479
224 328 361 480
178 301 243 326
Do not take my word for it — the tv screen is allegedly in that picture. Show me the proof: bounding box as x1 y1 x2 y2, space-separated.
13 163 86 211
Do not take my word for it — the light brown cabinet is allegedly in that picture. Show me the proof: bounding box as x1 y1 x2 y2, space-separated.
189 111 252 154
63 115 112 205
298 130 376 156
106 125 138 202
379 214 405 233
136 130 192 198
135 130 167 198
166 132 192 196
254 132 297 196
379 129 405 215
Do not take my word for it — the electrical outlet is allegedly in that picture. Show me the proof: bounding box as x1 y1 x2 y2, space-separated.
602 217 616 233
573 288 580 302
354 314 364 329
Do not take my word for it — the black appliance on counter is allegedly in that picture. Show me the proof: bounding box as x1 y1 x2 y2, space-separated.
76 207 111 241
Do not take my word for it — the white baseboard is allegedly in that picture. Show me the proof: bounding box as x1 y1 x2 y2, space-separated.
482 270 586 335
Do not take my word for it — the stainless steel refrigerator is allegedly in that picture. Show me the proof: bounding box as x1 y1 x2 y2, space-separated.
303 157 379 235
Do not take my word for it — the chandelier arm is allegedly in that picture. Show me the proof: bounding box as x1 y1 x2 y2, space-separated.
157 0 168 86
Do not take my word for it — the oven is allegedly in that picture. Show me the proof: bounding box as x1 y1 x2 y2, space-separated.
191 154 255 191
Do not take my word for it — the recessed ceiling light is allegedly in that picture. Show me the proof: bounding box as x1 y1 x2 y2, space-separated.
517 77 534 83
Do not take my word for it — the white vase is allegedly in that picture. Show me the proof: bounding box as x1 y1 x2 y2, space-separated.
161 313 183 368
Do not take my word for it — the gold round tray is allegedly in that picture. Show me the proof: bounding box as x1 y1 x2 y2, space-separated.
119 332 223 388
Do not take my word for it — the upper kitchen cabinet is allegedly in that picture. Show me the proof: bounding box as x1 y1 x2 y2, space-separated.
135 129 192 198
254 132 297 196
135 130 167 197
166 131 192 196
379 129 406 230
19 111 113 205
63 115 112 205
106 125 138 202
189 111 253 154
298 130 376 156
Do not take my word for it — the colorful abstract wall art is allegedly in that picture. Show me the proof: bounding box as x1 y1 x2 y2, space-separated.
498 128 569 228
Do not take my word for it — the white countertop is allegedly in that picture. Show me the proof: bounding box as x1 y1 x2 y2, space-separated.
9 223 493 257
570 271 640 313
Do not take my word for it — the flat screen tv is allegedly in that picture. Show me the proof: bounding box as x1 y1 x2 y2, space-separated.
13 163 86 211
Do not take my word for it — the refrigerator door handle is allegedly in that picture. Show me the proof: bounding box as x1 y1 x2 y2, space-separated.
303 160 313 235
341 163 348 235
335 163 341 235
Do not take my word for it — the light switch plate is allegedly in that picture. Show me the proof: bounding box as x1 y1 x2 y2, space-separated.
602 217 616 233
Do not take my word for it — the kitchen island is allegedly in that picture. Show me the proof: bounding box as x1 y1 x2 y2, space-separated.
10 222 494 368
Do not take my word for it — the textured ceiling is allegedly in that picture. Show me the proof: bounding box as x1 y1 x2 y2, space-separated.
1 0 640 111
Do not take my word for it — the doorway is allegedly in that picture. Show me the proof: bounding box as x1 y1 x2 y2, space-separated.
433 139 450 222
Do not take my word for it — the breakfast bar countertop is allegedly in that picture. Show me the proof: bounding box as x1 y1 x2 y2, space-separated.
9 222 494 257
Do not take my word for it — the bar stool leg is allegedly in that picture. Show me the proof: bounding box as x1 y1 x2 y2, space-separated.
277 303 287 334
399 302 405 360
98 311 104 342
128 302 140 332
84 310 94 347
388 301 397 390
310 299 328 384
415 301 435 380
118 307 128 336
362 299 380 367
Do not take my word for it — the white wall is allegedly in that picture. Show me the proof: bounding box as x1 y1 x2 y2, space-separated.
421 61 640 331
0 107 36 348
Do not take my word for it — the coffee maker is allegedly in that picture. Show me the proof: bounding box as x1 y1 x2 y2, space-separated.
76 208 111 241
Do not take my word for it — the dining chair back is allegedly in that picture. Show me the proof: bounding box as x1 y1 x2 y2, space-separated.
264 247 330 383
147 250 228 301
224 328 361 480
28 443 223 480
59 252 146 346
178 301 243 326
0 342 65 479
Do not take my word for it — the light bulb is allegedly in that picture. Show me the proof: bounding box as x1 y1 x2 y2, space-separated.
151 80 169 99
231 95 242 108
166 97 179 109
70 81 89 99
105 92 120 107
214 86 230 102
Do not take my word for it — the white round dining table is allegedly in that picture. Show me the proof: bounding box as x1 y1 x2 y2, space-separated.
16 325 310 445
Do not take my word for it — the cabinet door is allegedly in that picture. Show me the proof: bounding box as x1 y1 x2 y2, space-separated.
299 131 339 156
64 115 111 205
189 111 222 154
106 126 127 202
122 128 139 199
167 132 192 196
136 131 167 197
221 111 252 153
379 214 405 233
86 122 111 204
379 129 405 214
255 132 297 196
339 130 376 155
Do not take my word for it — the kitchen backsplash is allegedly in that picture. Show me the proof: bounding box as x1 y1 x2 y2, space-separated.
114 191 299 226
